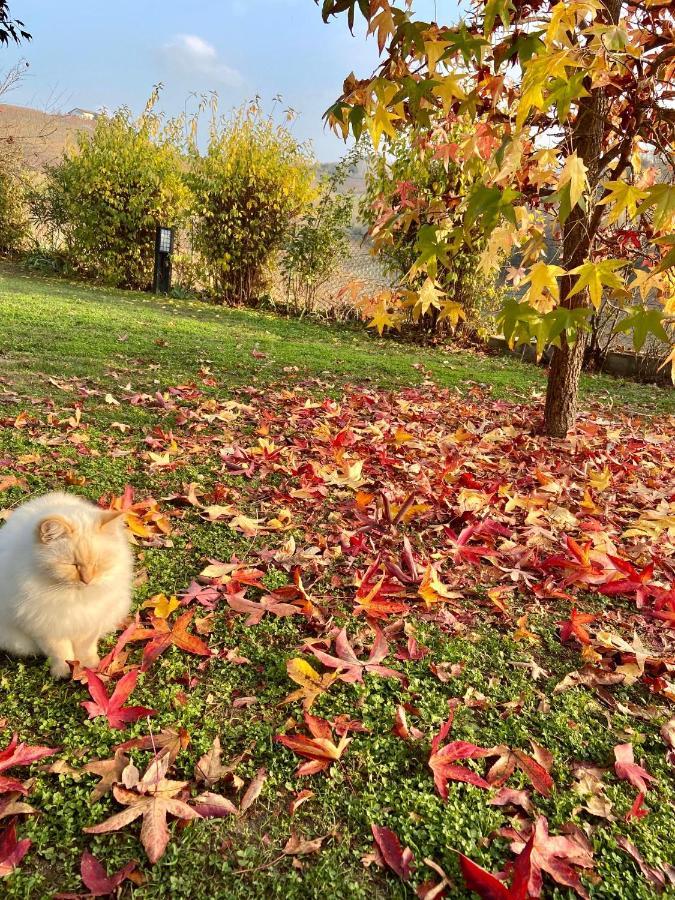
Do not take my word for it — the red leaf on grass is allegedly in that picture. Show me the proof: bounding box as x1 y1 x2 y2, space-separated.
80 851 138 896
486 745 554 796
310 626 403 683
613 744 657 794
0 735 57 794
509 816 594 899
458 832 533 899
392 705 424 741
225 591 300 625
275 712 351 776
428 711 491 797
81 669 156 730
0 823 31 877
131 610 211 669
558 608 596 645
625 792 650 821
371 824 414 880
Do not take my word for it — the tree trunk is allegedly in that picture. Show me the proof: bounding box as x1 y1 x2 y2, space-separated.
543 0 621 437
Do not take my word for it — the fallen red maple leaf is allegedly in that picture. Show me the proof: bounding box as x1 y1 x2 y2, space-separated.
0 822 31 877
486 745 554 797
458 832 534 900
81 669 156 730
508 816 594 899
225 590 300 625
275 712 351 776
77 851 137 897
625 792 650 821
542 536 609 587
130 610 211 669
599 557 655 607
371 824 414 881
558 608 597 645
309 626 403 683
613 743 657 794
428 711 491 797
0 734 58 794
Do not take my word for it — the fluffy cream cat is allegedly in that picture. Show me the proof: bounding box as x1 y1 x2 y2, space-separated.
0 492 132 678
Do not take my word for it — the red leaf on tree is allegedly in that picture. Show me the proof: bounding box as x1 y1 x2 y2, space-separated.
613 743 657 794
0 734 58 795
371 824 414 881
458 832 533 900
428 711 491 797
0 823 31 877
81 669 156 730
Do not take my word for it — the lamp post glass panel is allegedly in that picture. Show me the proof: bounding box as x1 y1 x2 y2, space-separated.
154 226 174 294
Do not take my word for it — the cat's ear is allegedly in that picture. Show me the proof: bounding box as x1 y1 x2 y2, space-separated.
99 509 126 530
37 515 73 544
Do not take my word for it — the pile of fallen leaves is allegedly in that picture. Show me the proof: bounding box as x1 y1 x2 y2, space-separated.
1 375 674 896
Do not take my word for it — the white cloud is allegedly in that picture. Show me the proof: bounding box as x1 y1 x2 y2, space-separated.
161 34 243 87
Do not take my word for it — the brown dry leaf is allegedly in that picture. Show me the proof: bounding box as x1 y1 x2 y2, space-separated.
283 832 326 856
84 750 129 802
194 738 248 788
239 768 267 813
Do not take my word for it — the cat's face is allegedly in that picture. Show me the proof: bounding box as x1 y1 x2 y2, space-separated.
34 510 127 587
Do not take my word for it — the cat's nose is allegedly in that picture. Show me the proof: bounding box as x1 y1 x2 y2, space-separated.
78 566 94 584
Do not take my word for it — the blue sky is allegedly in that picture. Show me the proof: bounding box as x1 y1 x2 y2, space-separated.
1 0 446 160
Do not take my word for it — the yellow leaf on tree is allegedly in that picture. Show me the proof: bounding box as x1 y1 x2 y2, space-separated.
424 40 446 72
438 300 466 330
522 261 566 312
558 152 589 210
432 74 466 110
416 278 444 316
657 346 675 385
368 301 397 335
596 180 649 225
568 259 626 309
367 103 399 150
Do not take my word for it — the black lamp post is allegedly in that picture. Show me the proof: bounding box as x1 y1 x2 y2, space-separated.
153 226 174 294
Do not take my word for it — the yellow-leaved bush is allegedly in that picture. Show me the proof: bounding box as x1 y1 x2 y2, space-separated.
33 96 190 289
187 101 316 303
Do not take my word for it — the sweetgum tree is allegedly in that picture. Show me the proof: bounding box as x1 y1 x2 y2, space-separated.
318 0 674 435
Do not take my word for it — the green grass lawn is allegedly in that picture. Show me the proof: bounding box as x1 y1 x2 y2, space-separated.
0 267 673 899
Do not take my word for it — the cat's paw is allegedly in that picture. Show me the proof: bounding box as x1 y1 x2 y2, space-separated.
49 659 71 679
79 651 100 669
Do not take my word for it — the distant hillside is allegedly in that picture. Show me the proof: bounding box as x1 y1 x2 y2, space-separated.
0 103 95 170
318 158 367 195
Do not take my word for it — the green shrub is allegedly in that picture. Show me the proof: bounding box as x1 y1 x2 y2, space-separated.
187 101 315 304
280 153 354 315
31 93 189 289
360 129 503 339
0 144 28 253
